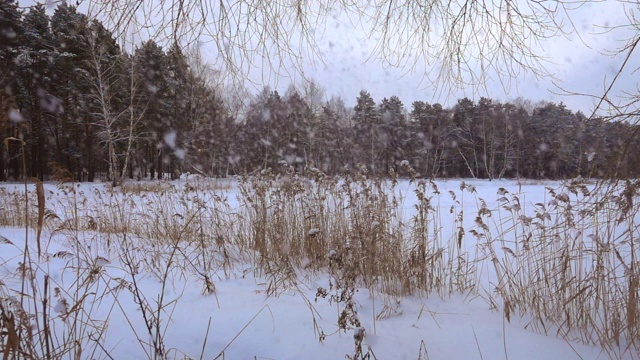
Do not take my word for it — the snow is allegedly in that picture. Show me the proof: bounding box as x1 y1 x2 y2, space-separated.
0 178 633 359
164 131 177 149
8 109 23 123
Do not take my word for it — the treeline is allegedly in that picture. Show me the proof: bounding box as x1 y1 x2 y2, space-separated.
1 2 639 182
241 91 640 179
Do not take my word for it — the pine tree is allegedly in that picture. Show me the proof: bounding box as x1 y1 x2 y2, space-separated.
0 0 22 85
15 4 57 180
282 88 312 171
452 98 480 178
527 102 580 178
501 102 528 178
50 4 94 180
241 87 277 171
133 40 170 179
164 44 192 178
185 82 233 177
309 96 347 174
0 0 23 180
409 101 451 177
352 90 380 174
378 95 406 173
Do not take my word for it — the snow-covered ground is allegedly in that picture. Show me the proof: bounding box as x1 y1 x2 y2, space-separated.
0 178 635 359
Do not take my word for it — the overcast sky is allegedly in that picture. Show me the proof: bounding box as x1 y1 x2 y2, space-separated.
262 0 640 114
19 0 640 114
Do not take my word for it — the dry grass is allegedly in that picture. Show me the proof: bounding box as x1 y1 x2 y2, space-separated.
112 177 234 195
0 167 639 359
481 178 640 358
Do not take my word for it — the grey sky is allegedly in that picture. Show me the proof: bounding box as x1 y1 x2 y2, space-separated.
18 0 640 114
264 0 639 114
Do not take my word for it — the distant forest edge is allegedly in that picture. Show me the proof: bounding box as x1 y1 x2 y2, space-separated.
1 3 639 183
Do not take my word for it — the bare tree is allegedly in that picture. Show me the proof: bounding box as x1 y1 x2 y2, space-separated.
301 78 326 115
84 22 124 186
120 46 150 183
83 0 572 95
85 22 149 186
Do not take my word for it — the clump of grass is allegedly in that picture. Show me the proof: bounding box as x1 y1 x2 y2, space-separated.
113 180 176 194
238 165 474 301
475 177 640 358
0 155 115 359
0 188 41 228
183 176 234 192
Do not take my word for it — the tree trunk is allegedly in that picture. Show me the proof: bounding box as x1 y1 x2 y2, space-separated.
149 144 155 179
157 147 163 180
0 140 5 181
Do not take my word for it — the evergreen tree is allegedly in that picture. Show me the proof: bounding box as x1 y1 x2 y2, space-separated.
409 101 451 177
282 88 312 171
133 40 170 179
164 44 192 178
352 90 380 174
452 98 480 178
0 0 22 86
0 0 23 180
501 102 528 178
241 87 280 171
15 4 57 180
311 96 348 174
378 95 406 173
527 102 580 178
185 83 233 177
50 4 94 180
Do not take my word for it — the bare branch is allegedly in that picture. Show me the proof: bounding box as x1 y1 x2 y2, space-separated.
83 0 578 95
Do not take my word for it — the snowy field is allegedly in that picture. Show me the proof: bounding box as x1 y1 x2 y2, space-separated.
1 176 638 359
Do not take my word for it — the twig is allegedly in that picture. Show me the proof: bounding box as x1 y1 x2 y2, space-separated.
214 304 272 359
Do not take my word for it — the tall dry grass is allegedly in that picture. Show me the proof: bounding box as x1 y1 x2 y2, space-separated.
0 166 638 358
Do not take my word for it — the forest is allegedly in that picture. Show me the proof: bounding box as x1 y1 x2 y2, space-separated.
2 2 639 183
